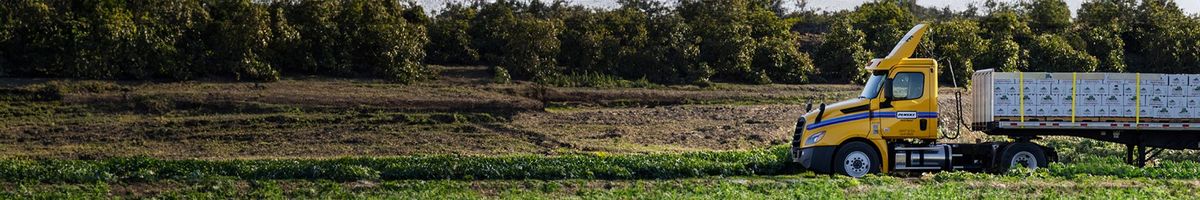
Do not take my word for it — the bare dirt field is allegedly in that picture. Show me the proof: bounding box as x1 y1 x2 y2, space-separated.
0 66 999 159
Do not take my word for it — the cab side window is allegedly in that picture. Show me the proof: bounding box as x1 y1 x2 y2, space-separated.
891 72 924 100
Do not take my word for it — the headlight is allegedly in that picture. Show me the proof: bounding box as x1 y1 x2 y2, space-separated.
805 131 825 145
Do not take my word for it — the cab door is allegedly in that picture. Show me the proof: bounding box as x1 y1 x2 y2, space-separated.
878 68 936 139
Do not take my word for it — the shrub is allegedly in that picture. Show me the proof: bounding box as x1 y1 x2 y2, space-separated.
336 0 430 83
813 20 871 83
500 17 563 81
929 20 986 86
204 0 280 82
426 3 479 65
752 35 814 84
34 83 66 101
1025 34 1099 72
491 66 512 84
679 0 756 82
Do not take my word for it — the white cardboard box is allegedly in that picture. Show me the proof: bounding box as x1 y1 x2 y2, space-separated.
1103 94 1122 106
994 79 1019 95
1120 81 1137 96
994 107 1010 116
1079 107 1096 117
1165 107 1190 118
1138 107 1155 119
1187 85 1200 97
1143 95 1167 107
1169 74 1189 86
995 93 1018 106
1120 107 1135 116
1169 85 1189 97
1121 95 1137 107
1081 94 1102 106
1154 107 1172 118
1168 97 1187 108
1079 79 1104 95
1188 97 1200 108
1099 106 1114 117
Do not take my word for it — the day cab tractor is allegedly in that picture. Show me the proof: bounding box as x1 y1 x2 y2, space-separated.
789 24 1029 177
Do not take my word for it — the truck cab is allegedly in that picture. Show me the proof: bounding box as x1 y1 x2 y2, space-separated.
791 24 1055 177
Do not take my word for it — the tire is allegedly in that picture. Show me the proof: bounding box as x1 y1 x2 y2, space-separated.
833 141 880 178
993 142 1049 173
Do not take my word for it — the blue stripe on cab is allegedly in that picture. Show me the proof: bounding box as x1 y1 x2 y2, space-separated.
805 111 938 130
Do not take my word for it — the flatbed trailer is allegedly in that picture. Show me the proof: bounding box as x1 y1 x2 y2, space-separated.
970 69 1200 166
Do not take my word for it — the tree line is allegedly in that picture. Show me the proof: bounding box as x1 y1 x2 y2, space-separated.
0 0 428 83
2 0 1199 86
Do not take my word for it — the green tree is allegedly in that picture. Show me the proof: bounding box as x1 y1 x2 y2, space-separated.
205 0 278 81
426 3 479 65
977 38 1023 72
1077 0 1136 30
930 20 987 86
813 20 871 84
634 4 706 84
1076 0 1135 72
0 2 9 76
1026 34 1099 72
848 1 915 58
979 9 1031 41
1077 27 1127 72
976 8 1031 72
752 35 814 84
335 0 429 83
606 6 651 79
471 1 518 65
679 0 756 83
132 0 211 80
266 2 301 76
278 0 343 75
1025 0 1072 34
557 8 616 74
0 1 56 77
1126 0 1195 73
498 16 562 81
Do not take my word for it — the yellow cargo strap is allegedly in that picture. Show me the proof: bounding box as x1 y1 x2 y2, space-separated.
1019 72 1025 123
1075 73 1084 123
1136 73 1141 123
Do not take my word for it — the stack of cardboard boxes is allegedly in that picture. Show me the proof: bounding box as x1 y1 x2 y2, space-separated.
992 73 1200 122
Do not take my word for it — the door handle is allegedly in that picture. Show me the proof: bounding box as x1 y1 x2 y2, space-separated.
919 119 928 131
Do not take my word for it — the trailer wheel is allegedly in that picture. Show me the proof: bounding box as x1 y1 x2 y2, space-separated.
833 141 880 178
994 142 1048 173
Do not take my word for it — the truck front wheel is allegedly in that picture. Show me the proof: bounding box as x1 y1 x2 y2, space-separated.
833 141 880 178
993 142 1049 173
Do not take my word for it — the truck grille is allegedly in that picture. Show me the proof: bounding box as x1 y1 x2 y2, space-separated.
791 118 806 147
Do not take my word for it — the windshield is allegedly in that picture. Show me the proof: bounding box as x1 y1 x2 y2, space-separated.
859 71 887 98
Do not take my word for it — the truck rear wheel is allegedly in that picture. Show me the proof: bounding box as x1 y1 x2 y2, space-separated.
993 142 1048 173
833 141 880 178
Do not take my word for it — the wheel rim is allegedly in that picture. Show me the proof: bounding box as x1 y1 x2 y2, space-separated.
843 151 870 177
1010 151 1038 169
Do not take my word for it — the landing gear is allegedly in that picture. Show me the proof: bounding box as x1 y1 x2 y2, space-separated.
833 141 880 177
1124 144 1164 167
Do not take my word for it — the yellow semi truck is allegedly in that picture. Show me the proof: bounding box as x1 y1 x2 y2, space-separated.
792 24 1197 177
